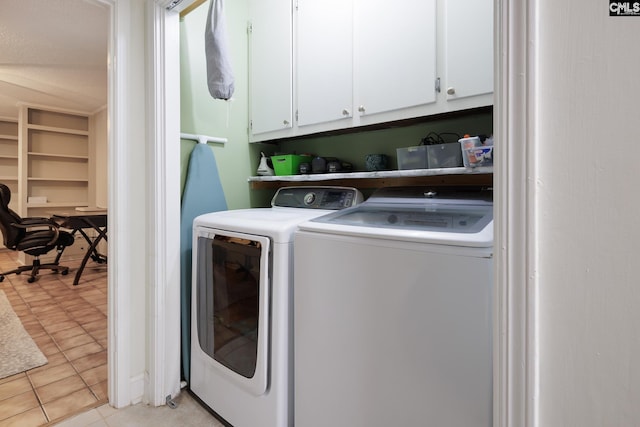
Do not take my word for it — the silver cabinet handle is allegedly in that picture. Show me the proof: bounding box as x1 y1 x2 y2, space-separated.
447 87 456 95
358 105 366 113
342 109 350 116
283 120 290 126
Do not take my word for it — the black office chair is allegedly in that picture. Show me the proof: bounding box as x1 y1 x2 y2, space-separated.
0 184 74 283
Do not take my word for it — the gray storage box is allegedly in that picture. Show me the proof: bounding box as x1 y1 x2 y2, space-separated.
397 146 428 170
426 143 463 168
396 143 462 170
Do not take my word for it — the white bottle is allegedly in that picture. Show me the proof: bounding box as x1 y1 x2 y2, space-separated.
257 152 274 176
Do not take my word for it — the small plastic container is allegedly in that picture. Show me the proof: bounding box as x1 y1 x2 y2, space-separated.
396 146 429 170
462 146 494 168
459 136 482 150
271 154 312 176
426 143 462 168
459 136 493 168
397 144 463 170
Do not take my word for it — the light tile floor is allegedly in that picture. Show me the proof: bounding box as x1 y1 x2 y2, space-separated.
0 249 107 426
1 249 223 427
51 392 225 427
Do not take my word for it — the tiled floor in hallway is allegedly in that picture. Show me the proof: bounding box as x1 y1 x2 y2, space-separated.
1 249 223 427
0 249 107 426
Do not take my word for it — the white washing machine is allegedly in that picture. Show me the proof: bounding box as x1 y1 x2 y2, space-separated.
294 186 494 427
190 186 362 427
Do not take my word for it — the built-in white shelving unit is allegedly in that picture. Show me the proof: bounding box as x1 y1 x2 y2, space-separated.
0 118 19 186
0 117 19 248
13 105 96 261
19 105 93 217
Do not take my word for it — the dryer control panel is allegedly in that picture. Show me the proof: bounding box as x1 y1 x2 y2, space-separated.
272 186 363 210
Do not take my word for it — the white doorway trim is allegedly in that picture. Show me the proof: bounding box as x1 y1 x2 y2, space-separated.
105 0 133 408
107 0 542 422
106 0 195 409
494 0 538 426
145 0 182 407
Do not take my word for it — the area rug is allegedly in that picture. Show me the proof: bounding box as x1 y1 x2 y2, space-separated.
0 289 47 379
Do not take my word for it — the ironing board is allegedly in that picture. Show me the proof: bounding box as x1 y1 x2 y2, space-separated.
180 142 227 382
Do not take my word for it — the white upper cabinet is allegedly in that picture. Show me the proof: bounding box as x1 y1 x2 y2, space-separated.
295 0 436 129
354 0 437 118
248 0 293 136
248 0 493 142
443 0 493 102
296 0 353 127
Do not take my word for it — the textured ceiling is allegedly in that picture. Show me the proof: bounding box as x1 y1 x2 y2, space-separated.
0 0 108 118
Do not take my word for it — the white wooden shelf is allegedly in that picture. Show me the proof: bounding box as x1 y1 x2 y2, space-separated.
26 124 90 136
28 152 89 160
0 118 19 213
27 177 89 183
27 201 88 208
250 166 492 182
248 166 493 189
18 106 93 222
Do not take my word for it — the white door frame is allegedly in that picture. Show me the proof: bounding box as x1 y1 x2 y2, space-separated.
494 0 538 426
128 0 538 424
105 0 184 408
144 0 182 407
105 0 132 408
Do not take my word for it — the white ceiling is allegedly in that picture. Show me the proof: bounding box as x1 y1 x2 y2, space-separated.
0 0 108 118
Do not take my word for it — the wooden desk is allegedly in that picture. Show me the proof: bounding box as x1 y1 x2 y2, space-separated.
53 212 107 286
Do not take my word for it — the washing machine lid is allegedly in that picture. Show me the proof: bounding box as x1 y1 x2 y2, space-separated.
193 186 363 243
299 187 493 247
194 208 332 242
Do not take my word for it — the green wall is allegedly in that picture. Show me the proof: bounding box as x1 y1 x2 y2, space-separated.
277 109 493 172
180 4 493 209
180 0 257 210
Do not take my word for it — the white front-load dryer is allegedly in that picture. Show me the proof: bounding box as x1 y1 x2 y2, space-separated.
190 186 362 427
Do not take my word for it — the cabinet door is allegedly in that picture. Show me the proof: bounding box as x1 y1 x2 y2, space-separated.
444 0 493 100
296 0 353 127
354 0 437 117
248 0 293 136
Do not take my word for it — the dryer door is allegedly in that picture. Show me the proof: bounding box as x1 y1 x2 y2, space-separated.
194 228 271 396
